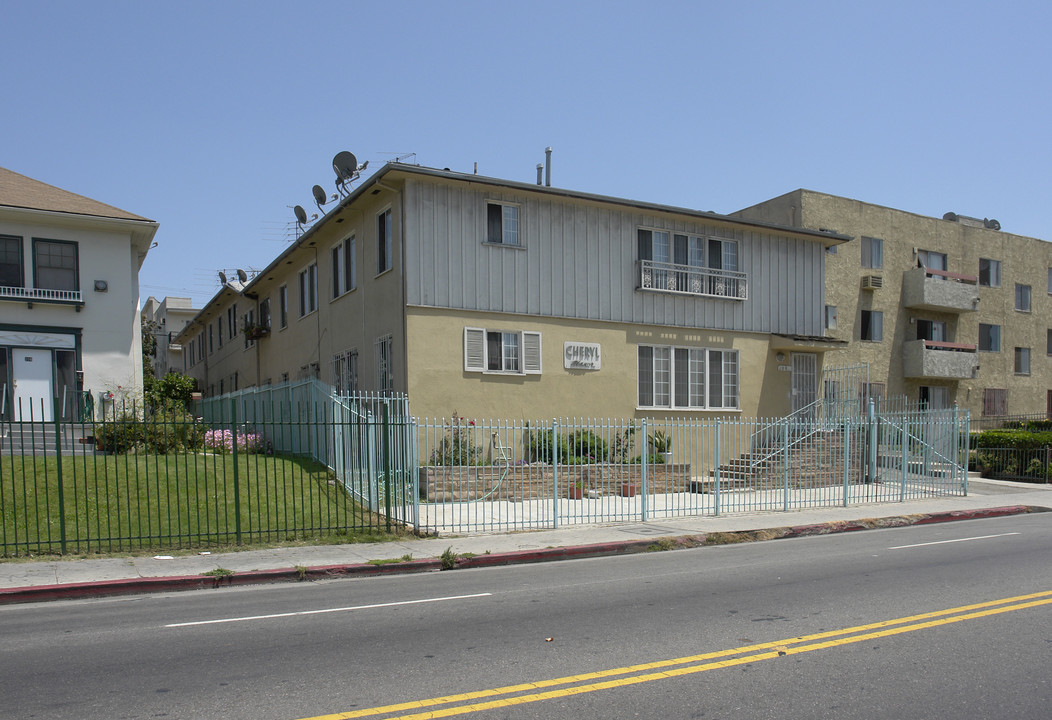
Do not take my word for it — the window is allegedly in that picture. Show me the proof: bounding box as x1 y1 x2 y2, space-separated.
979 258 1001 287
377 209 392 274
861 382 886 404
464 327 542 375
486 202 520 246
916 319 946 342
860 310 883 342
1047 329 1052 356
918 249 947 272
637 229 738 271
983 388 1008 416
1048 268 1052 295
331 236 356 298
979 323 1001 352
919 386 949 409
227 305 237 339
208 325 214 354
637 345 739 410
861 237 883 269
0 235 23 288
299 263 318 316
375 335 394 391
33 238 78 291
332 348 359 395
1015 347 1031 375
259 297 271 329
279 285 288 328
242 309 255 348
1015 283 1031 312
825 305 837 331
217 316 223 347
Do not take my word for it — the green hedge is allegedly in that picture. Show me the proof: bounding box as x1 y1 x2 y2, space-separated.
971 429 1052 450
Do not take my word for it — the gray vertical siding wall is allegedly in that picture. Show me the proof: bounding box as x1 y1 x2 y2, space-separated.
403 178 825 336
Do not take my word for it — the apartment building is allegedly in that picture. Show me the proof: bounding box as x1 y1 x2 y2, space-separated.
175 162 847 420
736 189 1052 418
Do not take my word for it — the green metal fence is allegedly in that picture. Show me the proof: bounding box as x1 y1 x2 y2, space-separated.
1 382 413 556
970 446 1052 483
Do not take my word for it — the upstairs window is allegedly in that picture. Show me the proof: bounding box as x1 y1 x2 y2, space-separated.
1014 347 1031 375
217 316 223 347
825 305 838 331
860 310 883 342
377 209 392 274
227 304 238 339
979 258 1001 287
464 327 542 375
0 235 23 288
299 263 318 317
916 319 947 342
486 202 520 246
1016 283 1031 312
918 249 947 273
331 236 356 298
279 285 288 329
978 323 1001 352
861 237 883 269
259 297 271 329
33 238 78 291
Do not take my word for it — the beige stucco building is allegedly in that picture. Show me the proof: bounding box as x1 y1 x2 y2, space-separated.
175 163 847 421
736 190 1052 419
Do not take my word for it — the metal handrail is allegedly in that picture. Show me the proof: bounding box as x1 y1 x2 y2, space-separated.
638 260 747 299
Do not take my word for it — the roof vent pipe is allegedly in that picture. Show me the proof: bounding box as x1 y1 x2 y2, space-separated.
545 146 552 187
536 164 543 185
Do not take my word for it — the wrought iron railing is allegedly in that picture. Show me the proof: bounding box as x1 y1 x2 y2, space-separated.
638 260 747 300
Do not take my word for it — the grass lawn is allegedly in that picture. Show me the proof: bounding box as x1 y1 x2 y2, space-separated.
1 451 409 556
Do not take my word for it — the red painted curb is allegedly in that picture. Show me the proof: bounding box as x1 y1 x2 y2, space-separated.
1 505 1046 605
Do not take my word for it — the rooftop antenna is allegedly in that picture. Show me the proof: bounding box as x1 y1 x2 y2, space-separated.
218 271 227 284
312 184 336 213
333 151 369 196
236 268 248 284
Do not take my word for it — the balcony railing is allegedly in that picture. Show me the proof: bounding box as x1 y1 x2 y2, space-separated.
902 267 979 313
902 339 978 380
638 260 747 300
0 285 83 305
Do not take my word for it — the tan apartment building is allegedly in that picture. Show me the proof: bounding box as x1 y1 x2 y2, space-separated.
736 190 1052 419
175 163 848 421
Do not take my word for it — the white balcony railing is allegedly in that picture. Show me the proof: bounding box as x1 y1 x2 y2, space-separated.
0 285 84 304
638 260 747 300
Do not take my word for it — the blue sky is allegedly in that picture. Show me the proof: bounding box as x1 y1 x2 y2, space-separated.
4 1 1049 308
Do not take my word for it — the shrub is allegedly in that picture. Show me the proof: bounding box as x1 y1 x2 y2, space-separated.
429 412 481 466
203 428 267 454
973 429 1052 450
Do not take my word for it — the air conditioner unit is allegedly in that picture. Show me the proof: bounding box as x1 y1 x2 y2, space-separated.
861 274 883 290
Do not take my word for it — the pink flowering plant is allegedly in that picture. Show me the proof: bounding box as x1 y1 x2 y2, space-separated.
204 428 268 454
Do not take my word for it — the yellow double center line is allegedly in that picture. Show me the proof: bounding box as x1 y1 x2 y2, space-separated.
299 589 1052 720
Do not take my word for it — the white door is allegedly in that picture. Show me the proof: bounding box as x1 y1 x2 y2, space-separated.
13 349 53 421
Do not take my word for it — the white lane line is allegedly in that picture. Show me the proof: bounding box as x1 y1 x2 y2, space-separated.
888 532 1020 550
165 592 493 628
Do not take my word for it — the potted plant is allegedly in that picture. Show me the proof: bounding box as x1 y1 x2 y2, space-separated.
566 479 585 499
618 481 637 498
649 430 672 464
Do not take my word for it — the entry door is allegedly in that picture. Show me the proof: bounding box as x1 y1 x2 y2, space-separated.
791 353 817 417
13 349 53 421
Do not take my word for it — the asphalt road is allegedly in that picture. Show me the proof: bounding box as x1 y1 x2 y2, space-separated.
2 514 1050 720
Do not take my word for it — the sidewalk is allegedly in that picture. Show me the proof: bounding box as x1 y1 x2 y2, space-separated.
2 476 1049 604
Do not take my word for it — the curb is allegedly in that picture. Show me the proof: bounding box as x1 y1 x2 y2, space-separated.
2 505 1047 605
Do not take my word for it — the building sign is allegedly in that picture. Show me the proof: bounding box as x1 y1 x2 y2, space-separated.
564 342 601 370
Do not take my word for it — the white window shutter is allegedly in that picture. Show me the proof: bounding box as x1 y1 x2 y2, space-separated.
522 332 542 374
464 327 486 372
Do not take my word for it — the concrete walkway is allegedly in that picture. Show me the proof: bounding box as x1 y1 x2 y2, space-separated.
1 476 1049 604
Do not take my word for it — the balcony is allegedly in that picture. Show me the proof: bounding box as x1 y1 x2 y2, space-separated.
901 267 978 313
638 260 747 300
902 339 978 380
0 285 84 308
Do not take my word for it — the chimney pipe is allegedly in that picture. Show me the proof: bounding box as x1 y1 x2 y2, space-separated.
544 146 552 187
536 164 543 185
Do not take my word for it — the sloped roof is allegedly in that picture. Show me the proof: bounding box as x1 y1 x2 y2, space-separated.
0 165 153 222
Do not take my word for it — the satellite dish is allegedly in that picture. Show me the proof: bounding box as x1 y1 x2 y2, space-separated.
218 271 227 284
312 184 328 208
333 151 358 181
294 205 308 224
236 269 248 283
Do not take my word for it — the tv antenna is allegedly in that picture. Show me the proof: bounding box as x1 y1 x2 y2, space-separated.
218 271 228 284
333 151 369 196
236 268 248 284
293 204 317 234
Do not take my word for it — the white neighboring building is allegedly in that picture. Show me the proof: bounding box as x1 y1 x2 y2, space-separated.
141 296 198 378
0 166 158 421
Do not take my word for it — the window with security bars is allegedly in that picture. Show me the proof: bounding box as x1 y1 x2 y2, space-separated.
375 335 393 391
637 345 738 410
332 349 359 395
